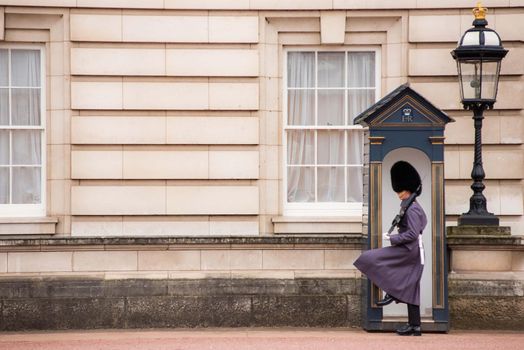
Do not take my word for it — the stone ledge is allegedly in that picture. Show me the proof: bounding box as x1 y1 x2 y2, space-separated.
447 225 522 246
0 235 365 250
0 217 58 235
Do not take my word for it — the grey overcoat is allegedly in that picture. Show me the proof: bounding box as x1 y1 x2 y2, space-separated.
354 200 427 306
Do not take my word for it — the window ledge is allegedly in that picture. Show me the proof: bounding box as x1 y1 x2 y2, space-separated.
0 217 58 235
272 216 363 234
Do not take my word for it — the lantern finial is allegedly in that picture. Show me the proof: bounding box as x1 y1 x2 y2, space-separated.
473 2 487 20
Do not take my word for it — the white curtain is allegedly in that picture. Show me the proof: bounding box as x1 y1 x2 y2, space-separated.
287 51 372 204
0 49 41 204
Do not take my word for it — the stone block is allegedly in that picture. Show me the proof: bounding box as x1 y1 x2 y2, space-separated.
209 150 259 179
460 147 524 179
71 186 166 215
252 0 333 9
138 251 201 271
71 219 123 236
164 0 250 9
0 253 7 272
166 117 258 145
495 13 524 41
72 116 166 144
123 82 209 110
123 220 210 236
73 251 138 272
72 150 123 179
70 14 122 42
209 83 259 110
71 82 122 110
209 16 258 43
209 220 259 236
409 48 456 76
7 252 72 273
71 48 166 76
49 145 71 180
320 11 346 44
123 151 208 179
166 186 259 215
166 49 258 77
325 249 361 270
451 250 512 272
122 15 207 42
409 15 461 42
262 250 324 270
77 0 164 8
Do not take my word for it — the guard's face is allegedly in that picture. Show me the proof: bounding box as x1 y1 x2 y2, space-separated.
397 190 411 200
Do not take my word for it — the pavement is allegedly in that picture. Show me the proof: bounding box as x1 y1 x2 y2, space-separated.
0 328 523 350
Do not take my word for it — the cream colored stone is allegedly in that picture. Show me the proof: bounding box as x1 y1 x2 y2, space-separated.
209 150 259 179
252 0 332 9
77 0 164 8
166 49 258 77
71 82 122 110
209 16 258 43
325 250 361 270
1 1 76 6
386 43 402 78
49 180 70 216
201 250 230 270
460 148 524 179
72 150 123 179
201 250 263 270
259 180 279 216
4 29 49 43
320 11 346 44
123 82 208 110
444 147 460 179
273 220 363 234
166 117 258 145
500 116 523 144
262 249 324 270
209 83 259 110
230 270 295 279
166 186 259 215
512 252 524 271
0 253 6 273
71 48 166 76
497 81 524 110
73 251 137 272
500 47 524 76
452 250 512 272
260 111 280 146
49 76 65 110
70 14 122 42
209 220 259 235
409 48 456 76
0 219 57 235
0 8 4 41
49 145 70 180
138 251 200 271
416 0 508 8
71 219 123 236
445 182 500 215
49 42 64 76
500 183 523 215
71 186 166 215
72 116 165 144
50 110 70 145
123 151 208 179
409 15 461 42
124 221 209 236
164 0 250 9
495 13 524 41
261 77 279 112
8 252 72 273
122 15 207 43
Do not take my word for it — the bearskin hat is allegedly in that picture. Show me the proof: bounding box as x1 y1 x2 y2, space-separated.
390 161 422 195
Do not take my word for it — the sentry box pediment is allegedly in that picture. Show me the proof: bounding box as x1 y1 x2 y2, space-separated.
354 84 453 332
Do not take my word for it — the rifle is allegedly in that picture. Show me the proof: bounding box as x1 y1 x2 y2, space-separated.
387 185 421 234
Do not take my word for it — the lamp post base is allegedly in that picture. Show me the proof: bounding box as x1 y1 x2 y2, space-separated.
458 213 499 226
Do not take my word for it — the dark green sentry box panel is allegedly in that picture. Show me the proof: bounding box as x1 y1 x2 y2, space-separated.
354 84 454 332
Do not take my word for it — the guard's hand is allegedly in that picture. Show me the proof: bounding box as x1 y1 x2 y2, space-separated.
382 232 391 241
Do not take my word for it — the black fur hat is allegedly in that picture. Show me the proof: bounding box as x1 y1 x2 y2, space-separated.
390 161 422 195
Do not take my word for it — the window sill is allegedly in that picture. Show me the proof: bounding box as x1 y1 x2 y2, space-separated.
0 217 58 235
272 216 363 235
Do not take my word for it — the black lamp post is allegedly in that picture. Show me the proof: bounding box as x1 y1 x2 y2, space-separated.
451 2 508 226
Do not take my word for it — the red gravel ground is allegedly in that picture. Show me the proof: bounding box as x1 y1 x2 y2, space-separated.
0 328 522 350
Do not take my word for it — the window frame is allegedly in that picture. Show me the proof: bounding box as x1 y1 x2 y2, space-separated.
0 44 46 217
283 46 381 217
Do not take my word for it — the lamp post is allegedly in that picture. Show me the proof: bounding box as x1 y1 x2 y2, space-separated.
451 2 508 226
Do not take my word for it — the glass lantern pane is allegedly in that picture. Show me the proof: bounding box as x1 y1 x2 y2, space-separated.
287 166 315 202
287 52 315 88
459 61 482 100
12 88 41 126
481 61 500 101
11 50 41 87
318 52 344 88
12 167 41 204
318 131 344 165
0 167 9 204
0 49 8 86
287 130 314 165
347 166 363 202
348 52 375 88
318 167 345 202
318 90 344 126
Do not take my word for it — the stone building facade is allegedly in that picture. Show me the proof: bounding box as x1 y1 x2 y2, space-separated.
0 0 522 330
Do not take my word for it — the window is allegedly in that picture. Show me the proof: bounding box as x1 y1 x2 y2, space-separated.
0 47 45 217
284 49 379 216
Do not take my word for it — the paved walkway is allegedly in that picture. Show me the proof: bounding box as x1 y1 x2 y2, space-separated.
0 328 523 350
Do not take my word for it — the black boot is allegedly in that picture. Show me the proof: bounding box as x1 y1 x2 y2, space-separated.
396 324 421 336
376 293 395 306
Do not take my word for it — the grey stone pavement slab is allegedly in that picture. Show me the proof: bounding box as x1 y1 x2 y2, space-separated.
0 328 523 350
